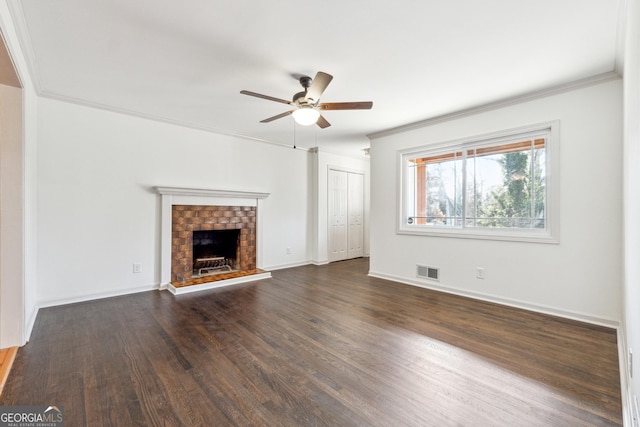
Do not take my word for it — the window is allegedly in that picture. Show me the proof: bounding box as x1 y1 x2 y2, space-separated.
399 122 558 243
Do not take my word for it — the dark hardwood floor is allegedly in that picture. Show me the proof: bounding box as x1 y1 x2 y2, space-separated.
1 258 622 426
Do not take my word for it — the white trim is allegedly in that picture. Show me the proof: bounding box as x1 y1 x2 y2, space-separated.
614 0 628 75
617 325 633 427
368 270 620 329
5 0 41 92
38 88 313 151
38 284 160 309
24 305 38 343
327 164 366 175
264 260 313 271
154 186 270 199
311 146 371 160
30 91 369 157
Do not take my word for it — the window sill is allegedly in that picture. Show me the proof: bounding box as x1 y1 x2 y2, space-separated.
396 225 559 244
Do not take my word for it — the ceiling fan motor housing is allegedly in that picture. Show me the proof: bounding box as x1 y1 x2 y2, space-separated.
299 76 312 89
293 91 307 104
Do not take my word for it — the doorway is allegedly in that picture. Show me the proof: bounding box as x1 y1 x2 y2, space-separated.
0 31 25 348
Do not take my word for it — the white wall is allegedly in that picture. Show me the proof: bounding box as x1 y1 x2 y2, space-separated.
623 0 640 420
35 98 312 305
370 79 622 325
311 148 370 264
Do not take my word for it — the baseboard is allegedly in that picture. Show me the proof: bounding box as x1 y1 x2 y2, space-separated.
367 270 620 329
264 260 314 271
617 326 633 427
266 257 368 269
37 283 160 308
24 305 39 343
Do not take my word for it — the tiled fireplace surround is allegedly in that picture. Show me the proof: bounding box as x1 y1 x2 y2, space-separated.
156 187 271 295
171 205 256 282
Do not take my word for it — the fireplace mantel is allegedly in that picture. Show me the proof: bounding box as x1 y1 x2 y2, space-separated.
156 186 271 294
155 186 270 200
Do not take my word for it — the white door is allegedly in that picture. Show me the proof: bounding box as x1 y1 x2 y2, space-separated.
328 169 364 262
347 172 364 259
328 169 348 262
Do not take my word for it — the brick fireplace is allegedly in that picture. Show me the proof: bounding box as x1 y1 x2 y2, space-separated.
156 187 271 295
171 205 256 282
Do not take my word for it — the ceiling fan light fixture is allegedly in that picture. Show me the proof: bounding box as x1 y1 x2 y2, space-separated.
240 71 372 129
292 107 320 126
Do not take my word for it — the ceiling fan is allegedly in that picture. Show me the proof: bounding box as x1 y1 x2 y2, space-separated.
240 71 373 129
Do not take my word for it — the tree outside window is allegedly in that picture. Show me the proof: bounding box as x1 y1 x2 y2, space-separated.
407 138 546 230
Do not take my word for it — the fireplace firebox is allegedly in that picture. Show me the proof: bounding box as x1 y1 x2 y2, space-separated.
192 229 240 277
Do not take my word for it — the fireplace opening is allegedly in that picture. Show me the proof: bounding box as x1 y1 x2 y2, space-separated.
192 229 240 277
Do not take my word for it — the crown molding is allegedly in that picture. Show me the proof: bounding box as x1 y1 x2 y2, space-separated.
37 89 372 160
5 0 310 151
38 89 315 152
368 71 621 140
309 145 371 160
614 0 629 75
6 0 42 92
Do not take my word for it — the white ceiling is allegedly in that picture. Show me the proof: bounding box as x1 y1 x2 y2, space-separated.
9 0 623 155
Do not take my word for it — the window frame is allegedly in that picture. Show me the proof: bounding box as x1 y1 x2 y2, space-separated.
397 121 560 244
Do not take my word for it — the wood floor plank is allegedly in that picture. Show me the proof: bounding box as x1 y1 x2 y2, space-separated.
0 346 18 397
0 258 622 426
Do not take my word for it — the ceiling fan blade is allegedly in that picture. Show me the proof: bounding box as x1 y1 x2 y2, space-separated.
316 114 331 129
260 110 294 123
305 72 333 104
240 90 293 105
317 101 373 111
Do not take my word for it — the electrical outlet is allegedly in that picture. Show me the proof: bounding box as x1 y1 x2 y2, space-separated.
476 267 485 279
286 247 292 255
133 263 142 273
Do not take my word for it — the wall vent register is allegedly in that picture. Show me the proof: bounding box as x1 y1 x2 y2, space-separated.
417 264 439 281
